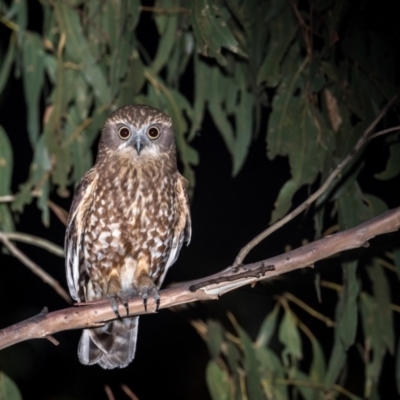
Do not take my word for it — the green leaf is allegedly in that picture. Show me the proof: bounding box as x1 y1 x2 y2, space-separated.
375 140 400 181
0 372 22 400
22 32 45 145
278 309 302 367
12 135 52 225
0 125 13 196
225 341 243 400
151 0 179 75
0 35 16 94
231 319 264 400
309 336 326 383
191 0 246 65
58 3 111 105
257 346 288 400
206 320 224 359
257 1 297 87
268 90 334 221
367 261 394 354
206 360 230 400
360 293 386 398
324 259 359 387
232 77 254 176
256 305 280 348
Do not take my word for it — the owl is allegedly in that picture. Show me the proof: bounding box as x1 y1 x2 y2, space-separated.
65 105 191 369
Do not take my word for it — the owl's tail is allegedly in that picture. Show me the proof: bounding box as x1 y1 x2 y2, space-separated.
78 317 139 369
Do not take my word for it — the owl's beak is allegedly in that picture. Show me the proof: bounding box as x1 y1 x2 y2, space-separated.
133 136 146 155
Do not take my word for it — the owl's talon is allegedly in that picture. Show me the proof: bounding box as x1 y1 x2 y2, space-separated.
108 296 121 319
138 284 160 312
122 299 129 316
155 297 160 312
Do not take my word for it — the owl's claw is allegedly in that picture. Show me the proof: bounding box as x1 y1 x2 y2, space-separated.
139 286 160 313
107 294 131 318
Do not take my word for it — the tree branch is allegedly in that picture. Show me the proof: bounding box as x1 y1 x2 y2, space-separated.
0 232 71 303
0 206 399 350
233 93 400 266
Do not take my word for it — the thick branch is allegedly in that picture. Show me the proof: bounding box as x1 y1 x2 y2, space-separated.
0 207 399 350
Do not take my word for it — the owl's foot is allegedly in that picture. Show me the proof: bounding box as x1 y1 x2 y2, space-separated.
107 291 136 318
136 276 160 312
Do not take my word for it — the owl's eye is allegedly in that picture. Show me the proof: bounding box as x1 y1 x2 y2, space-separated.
147 126 160 140
118 127 131 140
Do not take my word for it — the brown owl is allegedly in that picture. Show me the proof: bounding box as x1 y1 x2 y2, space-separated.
65 105 191 369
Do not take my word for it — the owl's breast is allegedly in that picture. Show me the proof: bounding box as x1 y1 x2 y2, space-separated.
83 162 177 279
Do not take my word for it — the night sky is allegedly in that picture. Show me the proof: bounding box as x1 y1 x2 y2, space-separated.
1 1 400 399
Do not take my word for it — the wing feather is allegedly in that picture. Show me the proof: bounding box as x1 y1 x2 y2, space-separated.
158 173 191 286
65 170 97 301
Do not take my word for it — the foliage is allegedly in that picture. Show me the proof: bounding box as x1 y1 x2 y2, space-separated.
0 0 400 399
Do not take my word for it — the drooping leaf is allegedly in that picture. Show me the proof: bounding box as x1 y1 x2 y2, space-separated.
309 335 326 383
206 360 231 400
57 2 111 105
0 125 14 231
231 318 264 400
375 140 400 181
206 319 224 359
257 346 288 400
278 309 302 367
257 1 297 88
367 261 394 354
21 32 45 146
0 372 22 400
256 305 280 348
324 259 359 387
0 34 16 94
360 293 386 398
151 0 179 75
0 125 13 196
191 0 246 66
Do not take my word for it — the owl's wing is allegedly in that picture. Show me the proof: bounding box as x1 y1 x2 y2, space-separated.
158 173 191 286
65 170 97 302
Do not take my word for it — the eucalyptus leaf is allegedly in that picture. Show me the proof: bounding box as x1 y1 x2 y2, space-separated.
0 125 13 196
206 360 230 400
375 141 400 181
22 32 45 145
232 319 264 400
0 372 22 400
206 320 224 359
278 309 302 367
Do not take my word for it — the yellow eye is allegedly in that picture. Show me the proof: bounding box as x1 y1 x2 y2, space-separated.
147 126 160 140
118 127 131 140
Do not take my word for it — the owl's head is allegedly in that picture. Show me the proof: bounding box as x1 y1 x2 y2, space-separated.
98 105 176 160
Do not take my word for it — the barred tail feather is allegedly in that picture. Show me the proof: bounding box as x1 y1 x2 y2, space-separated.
78 317 139 369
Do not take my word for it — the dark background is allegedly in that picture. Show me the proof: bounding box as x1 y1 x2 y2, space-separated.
1 1 400 399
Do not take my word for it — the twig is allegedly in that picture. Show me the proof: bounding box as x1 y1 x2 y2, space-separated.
104 385 115 400
0 232 71 303
0 206 398 350
0 195 14 203
1 231 64 257
368 125 400 140
233 93 400 266
272 378 359 400
283 292 335 327
0 193 68 225
121 385 140 400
